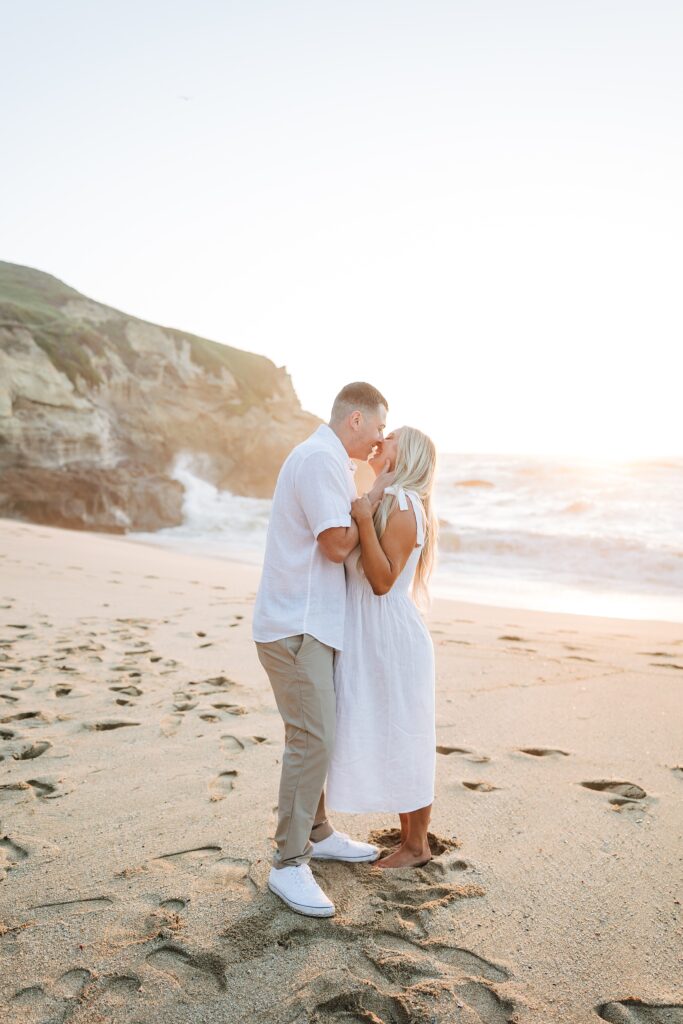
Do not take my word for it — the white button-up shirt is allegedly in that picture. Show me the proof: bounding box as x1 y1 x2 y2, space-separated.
252 424 357 651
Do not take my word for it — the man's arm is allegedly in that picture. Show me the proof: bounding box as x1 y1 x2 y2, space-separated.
317 521 360 563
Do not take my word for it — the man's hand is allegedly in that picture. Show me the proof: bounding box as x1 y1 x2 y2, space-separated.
366 459 395 506
350 494 375 523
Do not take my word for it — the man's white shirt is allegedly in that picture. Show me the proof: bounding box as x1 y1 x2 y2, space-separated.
252 424 357 651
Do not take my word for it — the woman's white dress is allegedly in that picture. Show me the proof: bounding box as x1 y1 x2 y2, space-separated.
326 487 436 814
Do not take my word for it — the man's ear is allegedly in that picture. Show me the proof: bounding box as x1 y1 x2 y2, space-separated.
349 410 362 431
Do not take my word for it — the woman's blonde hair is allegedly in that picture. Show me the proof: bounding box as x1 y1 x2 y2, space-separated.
357 425 438 606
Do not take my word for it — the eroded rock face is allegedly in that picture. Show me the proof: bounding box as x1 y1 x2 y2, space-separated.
0 261 320 532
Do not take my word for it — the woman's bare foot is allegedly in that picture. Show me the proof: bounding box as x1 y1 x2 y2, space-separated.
374 842 431 869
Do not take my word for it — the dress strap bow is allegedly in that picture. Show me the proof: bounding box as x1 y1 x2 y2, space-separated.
383 484 409 510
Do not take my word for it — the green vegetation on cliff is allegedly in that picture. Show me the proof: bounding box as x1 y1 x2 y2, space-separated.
0 260 280 402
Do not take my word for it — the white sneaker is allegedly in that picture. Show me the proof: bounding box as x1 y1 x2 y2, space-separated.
310 830 381 863
268 864 335 918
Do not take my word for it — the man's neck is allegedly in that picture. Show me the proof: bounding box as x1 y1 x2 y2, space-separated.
327 421 353 457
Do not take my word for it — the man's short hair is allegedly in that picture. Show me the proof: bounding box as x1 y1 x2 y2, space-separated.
331 382 389 421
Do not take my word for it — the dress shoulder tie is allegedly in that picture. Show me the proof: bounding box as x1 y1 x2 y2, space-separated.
384 486 425 547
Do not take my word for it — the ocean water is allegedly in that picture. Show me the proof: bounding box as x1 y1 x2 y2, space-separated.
131 452 683 622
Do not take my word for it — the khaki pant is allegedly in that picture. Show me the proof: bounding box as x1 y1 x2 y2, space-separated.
255 633 336 869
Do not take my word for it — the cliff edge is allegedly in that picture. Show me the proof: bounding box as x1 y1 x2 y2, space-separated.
0 261 320 531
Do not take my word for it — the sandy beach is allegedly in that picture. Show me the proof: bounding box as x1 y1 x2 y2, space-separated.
0 517 681 1024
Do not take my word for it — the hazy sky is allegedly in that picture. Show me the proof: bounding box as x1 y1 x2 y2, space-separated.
3 1 681 457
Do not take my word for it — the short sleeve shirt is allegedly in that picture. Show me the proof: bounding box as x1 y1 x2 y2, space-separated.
252 425 357 651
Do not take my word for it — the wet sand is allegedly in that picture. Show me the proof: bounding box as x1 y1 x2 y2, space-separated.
0 517 681 1023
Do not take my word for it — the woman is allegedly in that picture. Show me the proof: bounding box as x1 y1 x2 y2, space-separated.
326 426 438 868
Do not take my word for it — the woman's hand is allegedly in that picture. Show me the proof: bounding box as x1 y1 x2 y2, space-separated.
367 459 395 505
351 494 376 523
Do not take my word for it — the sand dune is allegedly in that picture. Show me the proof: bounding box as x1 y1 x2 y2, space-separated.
0 518 681 1023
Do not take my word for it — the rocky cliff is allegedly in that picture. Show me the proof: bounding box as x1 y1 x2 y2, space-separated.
0 261 320 532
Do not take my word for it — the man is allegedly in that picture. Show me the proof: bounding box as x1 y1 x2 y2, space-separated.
253 381 392 917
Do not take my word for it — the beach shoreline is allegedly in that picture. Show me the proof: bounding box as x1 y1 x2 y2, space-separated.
1 517 681 1023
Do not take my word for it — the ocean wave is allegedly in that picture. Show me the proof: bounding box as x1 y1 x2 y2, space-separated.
437 522 683 593
130 450 683 618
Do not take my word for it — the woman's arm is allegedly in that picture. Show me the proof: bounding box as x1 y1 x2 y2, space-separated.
351 495 417 595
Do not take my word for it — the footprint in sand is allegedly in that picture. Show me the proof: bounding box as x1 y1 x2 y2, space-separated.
1 710 46 724
83 720 141 731
145 943 226 994
9 678 33 692
208 856 257 892
27 896 113 919
362 930 506 987
142 895 188 936
341 834 484 938
208 769 238 801
597 999 683 1023
373 877 484 930
226 912 513 1024
518 747 570 757
90 974 142 1008
581 780 646 798
160 712 183 737
26 778 60 799
173 697 198 712
189 675 239 693
160 898 187 912
360 940 513 1024
110 684 143 697
0 835 29 879
307 983 420 1024
13 740 51 760
220 734 267 753
151 845 223 874
9 985 62 1024
356 950 509 1024
581 779 648 813
436 744 491 763
203 703 248 716
455 980 516 1024
463 780 500 792
10 966 95 1021
53 967 94 998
